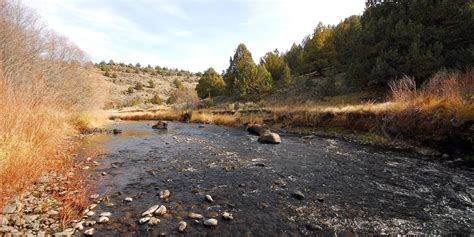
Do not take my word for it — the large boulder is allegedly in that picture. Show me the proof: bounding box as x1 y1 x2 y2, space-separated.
152 121 168 129
247 124 270 136
258 132 281 144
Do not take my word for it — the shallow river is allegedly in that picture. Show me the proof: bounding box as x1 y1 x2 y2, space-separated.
79 121 473 236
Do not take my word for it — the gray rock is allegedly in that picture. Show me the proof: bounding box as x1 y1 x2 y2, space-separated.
159 190 170 199
222 212 233 220
178 221 187 232
441 153 450 159
142 205 159 217
152 121 168 129
188 212 203 219
292 191 305 200
124 197 133 202
100 212 112 217
258 132 281 144
154 205 167 216
203 218 218 226
139 217 150 224
205 195 214 202
84 220 96 227
84 228 95 236
97 216 109 224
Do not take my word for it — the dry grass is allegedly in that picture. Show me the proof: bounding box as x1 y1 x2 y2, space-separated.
110 110 182 121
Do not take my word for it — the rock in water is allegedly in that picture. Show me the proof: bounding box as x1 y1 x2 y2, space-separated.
124 197 133 202
204 218 218 226
100 212 112 217
292 191 305 200
142 205 160 217
188 212 203 219
222 212 234 220
178 221 187 232
97 216 109 224
84 228 95 236
152 121 168 129
247 124 270 136
205 195 214 202
148 217 161 226
160 190 171 199
112 129 122 134
139 217 151 224
258 132 281 144
155 205 167 216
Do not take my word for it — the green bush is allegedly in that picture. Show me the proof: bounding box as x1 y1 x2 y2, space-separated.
148 79 155 88
150 94 162 105
127 87 134 94
134 82 144 90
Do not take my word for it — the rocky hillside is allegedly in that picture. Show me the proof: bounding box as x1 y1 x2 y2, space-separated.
96 62 200 109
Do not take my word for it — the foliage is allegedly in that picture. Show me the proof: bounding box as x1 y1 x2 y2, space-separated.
148 79 155 88
196 67 226 98
167 86 199 110
224 44 273 98
127 87 134 94
134 82 144 90
174 78 183 89
261 49 292 86
149 94 162 105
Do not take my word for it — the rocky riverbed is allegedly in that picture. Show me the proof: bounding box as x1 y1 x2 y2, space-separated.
1 121 473 236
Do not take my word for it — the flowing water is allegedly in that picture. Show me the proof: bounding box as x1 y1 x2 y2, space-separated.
79 121 473 236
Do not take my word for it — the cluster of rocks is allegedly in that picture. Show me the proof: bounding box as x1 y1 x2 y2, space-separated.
0 171 76 236
137 190 233 233
247 124 281 144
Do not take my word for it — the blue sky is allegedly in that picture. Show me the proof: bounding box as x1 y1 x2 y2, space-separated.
24 0 365 72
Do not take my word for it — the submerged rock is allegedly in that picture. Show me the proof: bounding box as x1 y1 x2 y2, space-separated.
124 197 133 202
247 124 270 136
205 195 214 202
112 129 122 134
178 221 187 232
159 190 171 199
203 218 218 227
188 212 203 219
258 132 282 144
292 191 305 200
152 121 168 129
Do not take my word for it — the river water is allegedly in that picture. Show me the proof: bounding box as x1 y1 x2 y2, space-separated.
78 121 473 236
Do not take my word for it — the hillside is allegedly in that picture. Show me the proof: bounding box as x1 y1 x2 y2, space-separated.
96 62 200 109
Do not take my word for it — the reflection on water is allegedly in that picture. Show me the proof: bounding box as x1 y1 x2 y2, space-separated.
78 121 473 236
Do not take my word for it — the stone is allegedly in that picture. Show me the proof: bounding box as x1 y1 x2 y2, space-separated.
97 216 109 224
258 132 281 144
442 153 450 159
205 195 214 202
154 205 167 216
89 204 97 210
203 218 218 227
112 129 122 134
139 217 150 224
74 221 84 230
247 124 270 136
188 212 203 219
84 228 95 236
142 205 159 217
124 197 133 202
100 212 111 217
178 221 187 232
86 211 95 217
48 210 59 216
152 121 168 129
222 212 233 220
148 217 160 226
54 229 74 237
89 194 100 199
84 220 96 227
3 203 18 214
101 172 107 176
159 190 170 199
292 191 305 200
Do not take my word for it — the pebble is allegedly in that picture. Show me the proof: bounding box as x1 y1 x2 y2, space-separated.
188 212 203 219
124 197 133 202
159 190 171 199
100 212 112 217
97 216 109 224
92 161 100 166
292 191 305 200
205 195 214 202
89 204 97 210
222 212 233 220
86 211 95 217
155 205 167 216
148 217 160 226
84 220 96 227
84 228 95 236
139 217 151 224
178 221 187 232
101 172 107 176
142 205 160 216
203 218 218 226
441 153 449 159
74 221 84 230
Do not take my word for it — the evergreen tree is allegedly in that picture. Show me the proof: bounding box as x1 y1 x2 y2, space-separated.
196 67 226 98
261 49 292 86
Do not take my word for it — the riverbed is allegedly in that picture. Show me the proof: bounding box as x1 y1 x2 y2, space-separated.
78 121 473 236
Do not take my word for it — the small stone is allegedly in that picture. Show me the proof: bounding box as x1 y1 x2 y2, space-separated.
97 216 109 224
148 217 160 226
159 190 170 199
188 212 203 219
84 220 96 227
139 217 150 224
86 211 95 217
74 221 84 230
90 194 100 199
92 161 100 166
142 205 159 216
154 205 167 216
178 221 187 232
203 218 218 227
48 210 59 216
292 191 305 200
24 215 39 224
89 204 97 210
101 172 107 176
222 212 233 220
84 228 95 236
105 203 115 207
100 212 112 217
124 197 133 202
441 153 449 159
205 195 214 202
83 166 90 170
86 157 92 162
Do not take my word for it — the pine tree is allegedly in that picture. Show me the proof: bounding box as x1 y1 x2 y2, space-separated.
196 67 226 98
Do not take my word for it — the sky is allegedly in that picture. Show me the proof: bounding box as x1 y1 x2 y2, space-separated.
24 0 366 72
